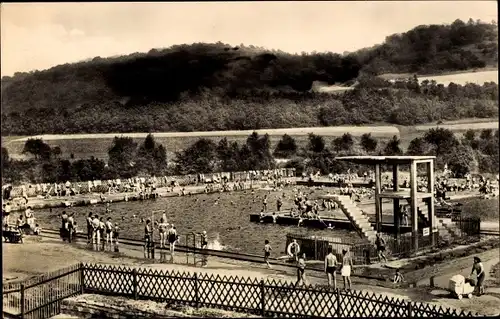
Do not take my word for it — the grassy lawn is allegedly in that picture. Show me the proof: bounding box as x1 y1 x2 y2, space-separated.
2 118 497 161
457 197 500 222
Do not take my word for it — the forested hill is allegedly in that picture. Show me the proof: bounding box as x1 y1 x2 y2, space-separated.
356 18 498 74
1 19 498 135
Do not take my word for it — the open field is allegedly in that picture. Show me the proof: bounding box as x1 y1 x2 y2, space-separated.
1 135 398 162
414 121 499 132
5 125 401 142
2 126 400 161
2 118 497 161
379 69 498 85
418 70 498 86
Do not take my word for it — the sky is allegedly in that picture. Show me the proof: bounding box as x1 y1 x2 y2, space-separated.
1 1 497 76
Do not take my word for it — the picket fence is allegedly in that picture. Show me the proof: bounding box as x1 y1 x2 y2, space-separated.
3 263 475 319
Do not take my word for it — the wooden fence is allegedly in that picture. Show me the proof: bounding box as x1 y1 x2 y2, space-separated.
453 216 481 239
286 232 433 265
2 264 81 319
3 263 475 318
287 222 480 266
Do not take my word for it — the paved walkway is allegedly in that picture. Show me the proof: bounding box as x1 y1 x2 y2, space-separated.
421 255 500 289
6 232 500 316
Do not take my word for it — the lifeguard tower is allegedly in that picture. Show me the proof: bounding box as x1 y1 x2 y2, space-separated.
323 156 438 251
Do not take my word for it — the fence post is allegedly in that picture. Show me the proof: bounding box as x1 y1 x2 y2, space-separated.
20 283 25 319
133 268 138 300
336 289 341 317
260 279 265 317
80 262 85 294
314 238 318 260
407 302 413 317
194 273 199 308
151 241 155 260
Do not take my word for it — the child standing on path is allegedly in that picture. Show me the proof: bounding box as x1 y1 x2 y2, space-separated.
295 253 308 287
375 233 387 263
264 240 272 269
341 249 353 290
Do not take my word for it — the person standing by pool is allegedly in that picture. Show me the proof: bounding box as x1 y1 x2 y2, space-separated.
263 195 268 212
402 206 409 226
158 218 168 248
264 240 272 269
167 224 178 260
276 197 282 212
91 214 100 251
201 231 208 267
86 212 93 244
295 253 308 287
105 217 113 249
113 223 120 252
61 211 68 229
375 233 387 263
144 219 153 258
470 256 485 296
341 249 353 290
325 247 338 290
67 213 75 243
98 217 106 250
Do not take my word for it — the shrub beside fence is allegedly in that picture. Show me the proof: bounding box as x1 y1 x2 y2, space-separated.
3 263 475 319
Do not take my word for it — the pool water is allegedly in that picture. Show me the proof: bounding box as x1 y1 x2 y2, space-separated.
34 188 361 256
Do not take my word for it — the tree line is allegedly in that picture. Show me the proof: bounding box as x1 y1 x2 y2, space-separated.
2 78 498 135
357 18 497 75
2 128 498 185
1 20 497 135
